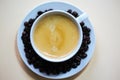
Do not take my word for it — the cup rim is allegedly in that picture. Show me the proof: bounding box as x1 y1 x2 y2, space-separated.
30 10 83 62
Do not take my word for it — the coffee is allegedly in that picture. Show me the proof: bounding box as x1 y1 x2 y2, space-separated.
33 14 79 59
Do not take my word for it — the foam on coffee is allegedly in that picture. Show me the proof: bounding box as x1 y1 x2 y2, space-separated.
33 14 79 59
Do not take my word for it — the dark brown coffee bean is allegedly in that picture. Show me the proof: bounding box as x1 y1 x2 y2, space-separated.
67 9 72 14
31 56 36 62
72 11 79 17
46 9 53 12
24 48 29 53
84 45 89 51
24 22 29 27
48 9 53 11
80 22 85 27
83 35 90 41
80 53 87 59
72 63 78 68
33 62 39 68
83 26 88 32
62 67 67 73
29 18 35 24
37 11 43 15
83 26 91 34
25 53 31 59
75 56 81 62
87 39 91 44
27 59 32 65
83 40 88 46
39 68 44 72
86 27 91 33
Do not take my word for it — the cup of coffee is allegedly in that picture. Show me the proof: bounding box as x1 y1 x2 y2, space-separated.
30 10 87 62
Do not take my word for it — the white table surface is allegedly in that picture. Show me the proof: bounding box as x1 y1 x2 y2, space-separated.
0 0 120 80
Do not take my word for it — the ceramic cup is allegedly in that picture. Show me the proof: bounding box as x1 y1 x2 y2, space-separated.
30 10 88 62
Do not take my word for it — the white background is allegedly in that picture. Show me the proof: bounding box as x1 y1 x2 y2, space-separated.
0 0 120 80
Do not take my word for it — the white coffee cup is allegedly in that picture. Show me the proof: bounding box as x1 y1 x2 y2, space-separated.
30 10 88 62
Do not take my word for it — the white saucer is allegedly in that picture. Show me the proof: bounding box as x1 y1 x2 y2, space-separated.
17 1 95 79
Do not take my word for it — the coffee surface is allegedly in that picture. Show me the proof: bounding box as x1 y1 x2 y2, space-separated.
33 14 79 58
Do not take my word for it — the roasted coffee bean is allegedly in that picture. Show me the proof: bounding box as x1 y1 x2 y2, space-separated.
46 71 50 75
25 52 31 59
24 48 29 53
67 9 72 14
72 11 79 17
39 68 44 72
62 67 67 73
44 10 48 12
52 68 58 75
83 32 90 37
80 53 87 59
75 56 81 62
80 22 85 27
66 65 71 72
72 63 78 68
83 40 88 45
83 35 90 41
37 11 43 15
83 45 89 52
77 61 80 65
47 9 53 11
87 39 91 44
83 26 91 33
29 18 35 24
86 27 91 33
22 31 26 36
24 44 32 49
45 9 53 12
24 22 29 27
33 62 39 68
24 28 30 33
27 59 32 65
31 56 36 62
82 26 88 32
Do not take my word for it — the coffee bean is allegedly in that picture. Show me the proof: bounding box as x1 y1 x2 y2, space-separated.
27 59 32 65
80 53 87 59
76 61 80 65
29 18 35 24
83 26 88 32
33 62 39 68
25 52 31 59
45 9 53 12
31 56 36 62
83 26 91 34
83 35 90 40
72 63 78 68
44 10 48 12
48 9 53 11
85 27 91 33
24 22 29 27
87 39 91 44
62 67 67 73
84 45 89 52
72 11 79 17
37 11 43 15
80 22 85 27
75 56 81 62
67 9 72 14
39 68 44 72
66 65 71 72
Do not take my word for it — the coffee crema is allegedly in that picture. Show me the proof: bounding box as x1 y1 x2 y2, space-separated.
33 14 79 59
